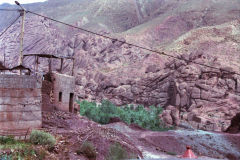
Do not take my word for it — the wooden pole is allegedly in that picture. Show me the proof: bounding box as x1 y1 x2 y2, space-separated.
72 58 75 76
49 57 52 73
19 10 26 75
60 58 63 73
36 56 39 73
34 55 36 74
3 45 5 74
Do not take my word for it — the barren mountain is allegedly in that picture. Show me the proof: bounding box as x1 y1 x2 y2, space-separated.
0 0 240 132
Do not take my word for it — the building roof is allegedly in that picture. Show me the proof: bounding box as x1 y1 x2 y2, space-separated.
0 62 9 70
23 54 74 59
10 65 31 72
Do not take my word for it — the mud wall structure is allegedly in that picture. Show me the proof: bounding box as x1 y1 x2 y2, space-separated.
0 74 42 130
51 72 75 112
42 79 55 112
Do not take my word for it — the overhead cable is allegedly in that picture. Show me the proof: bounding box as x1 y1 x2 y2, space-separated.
2 9 239 76
0 14 21 38
0 8 20 11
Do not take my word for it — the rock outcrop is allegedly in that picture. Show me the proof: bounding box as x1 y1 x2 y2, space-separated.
226 112 240 133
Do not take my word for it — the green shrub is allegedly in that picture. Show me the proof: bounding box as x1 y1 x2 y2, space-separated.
76 141 97 159
0 146 36 160
105 143 129 160
78 100 171 131
30 130 56 148
0 154 12 160
0 136 16 145
0 136 37 159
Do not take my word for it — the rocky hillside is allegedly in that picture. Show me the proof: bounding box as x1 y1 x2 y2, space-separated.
0 0 240 132
0 0 160 32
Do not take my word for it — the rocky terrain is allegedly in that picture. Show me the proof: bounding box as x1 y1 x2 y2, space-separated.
42 111 142 160
43 111 240 160
0 0 240 132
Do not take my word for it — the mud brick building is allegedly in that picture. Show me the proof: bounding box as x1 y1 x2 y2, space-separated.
52 72 75 112
0 52 75 137
23 54 76 112
42 72 75 112
0 74 42 130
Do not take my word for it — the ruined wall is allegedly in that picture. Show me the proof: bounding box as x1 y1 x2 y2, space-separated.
0 74 42 130
51 72 75 112
42 79 55 112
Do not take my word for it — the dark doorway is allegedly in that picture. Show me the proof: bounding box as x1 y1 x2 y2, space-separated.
59 92 62 102
69 93 74 112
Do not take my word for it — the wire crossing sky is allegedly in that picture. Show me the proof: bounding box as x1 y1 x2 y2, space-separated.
0 4 239 76
0 0 47 5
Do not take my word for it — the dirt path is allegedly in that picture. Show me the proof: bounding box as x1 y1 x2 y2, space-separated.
106 122 240 160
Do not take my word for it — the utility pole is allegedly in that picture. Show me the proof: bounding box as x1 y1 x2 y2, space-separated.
36 56 39 73
49 57 52 73
60 58 63 73
15 1 26 75
72 58 75 76
3 44 5 74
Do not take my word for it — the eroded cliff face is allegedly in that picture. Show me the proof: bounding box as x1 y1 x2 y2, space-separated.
0 1 240 132
71 21 240 131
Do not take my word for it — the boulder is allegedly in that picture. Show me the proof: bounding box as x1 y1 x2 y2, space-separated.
226 79 235 90
226 113 240 133
180 89 189 107
145 65 160 73
237 79 240 93
191 87 201 99
161 109 173 126
175 94 181 106
171 108 180 126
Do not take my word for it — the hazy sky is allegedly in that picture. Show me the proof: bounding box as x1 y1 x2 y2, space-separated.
0 0 47 5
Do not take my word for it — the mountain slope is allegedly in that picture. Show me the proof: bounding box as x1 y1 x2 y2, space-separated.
0 0 240 132
0 0 161 32
121 0 240 47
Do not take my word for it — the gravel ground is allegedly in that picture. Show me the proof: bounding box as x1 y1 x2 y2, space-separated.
129 158 224 160
107 122 240 160
174 130 240 159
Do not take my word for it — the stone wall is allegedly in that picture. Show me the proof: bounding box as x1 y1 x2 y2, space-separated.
0 74 42 130
51 72 75 112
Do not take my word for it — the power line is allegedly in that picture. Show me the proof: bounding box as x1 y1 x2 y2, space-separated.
0 14 21 38
26 10 240 76
0 8 239 99
0 8 20 11
1 9 240 76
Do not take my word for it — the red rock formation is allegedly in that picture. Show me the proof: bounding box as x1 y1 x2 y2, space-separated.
226 112 240 133
0 0 240 132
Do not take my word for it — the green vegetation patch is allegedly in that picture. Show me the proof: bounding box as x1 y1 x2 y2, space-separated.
76 141 97 159
30 130 56 149
78 100 172 131
0 136 31 150
106 143 136 160
0 133 52 160
0 136 36 159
